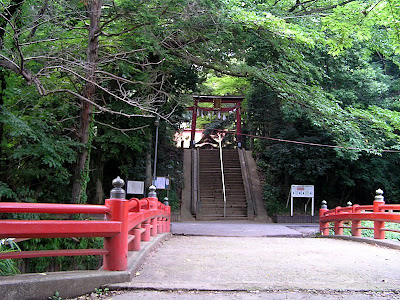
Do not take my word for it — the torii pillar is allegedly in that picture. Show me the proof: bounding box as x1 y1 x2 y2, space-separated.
188 96 243 148
190 98 198 148
235 102 242 148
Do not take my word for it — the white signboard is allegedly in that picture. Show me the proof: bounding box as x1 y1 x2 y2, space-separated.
155 176 170 190
126 180 145 195
290 185 315 216
291 185 314 197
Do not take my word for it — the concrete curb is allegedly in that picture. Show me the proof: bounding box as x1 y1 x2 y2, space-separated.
319 235 400 250
0 233 171 300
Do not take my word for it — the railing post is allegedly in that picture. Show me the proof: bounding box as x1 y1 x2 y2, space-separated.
151 217 158 236
163 197 171 232
319 200 329 235
148 185 158 236
166 206 171 232
334 220 343 235
142 220 151 241
103 177 129 271
373 188 385 239
129 226 142 251
350 203 362 237
163 197 171 233
157 217 163 234
332 206 343 235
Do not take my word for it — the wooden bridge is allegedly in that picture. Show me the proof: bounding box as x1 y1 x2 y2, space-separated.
1 181 400 299
0 177 170 272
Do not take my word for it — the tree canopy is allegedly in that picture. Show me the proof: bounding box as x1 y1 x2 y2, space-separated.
0 0 400 212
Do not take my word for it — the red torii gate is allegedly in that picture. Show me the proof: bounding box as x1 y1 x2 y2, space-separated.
187 95 244 148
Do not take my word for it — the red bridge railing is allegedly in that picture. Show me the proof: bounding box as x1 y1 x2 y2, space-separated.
319 189 400 240
0 177 170 271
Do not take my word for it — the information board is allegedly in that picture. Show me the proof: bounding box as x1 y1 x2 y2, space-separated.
291 185 314 197
290 185 315 216
155 176 170 190
126 180 145 195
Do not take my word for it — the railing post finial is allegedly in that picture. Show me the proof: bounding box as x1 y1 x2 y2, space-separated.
375 188 384 203
163 197 169 206
148 185 157 198
110 176 126 199
373 188 385 240
321 200 328 209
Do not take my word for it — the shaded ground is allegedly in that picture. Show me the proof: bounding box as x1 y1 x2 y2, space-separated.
170 222 315 237
65 222 400 299
95 290 400 300
105 235 400 299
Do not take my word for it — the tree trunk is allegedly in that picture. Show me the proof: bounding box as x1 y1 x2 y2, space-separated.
71 0 103 204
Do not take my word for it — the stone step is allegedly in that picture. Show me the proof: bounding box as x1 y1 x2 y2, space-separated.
200 215 248 221
198 149 247 220
201 210 247 215
201 200 246 204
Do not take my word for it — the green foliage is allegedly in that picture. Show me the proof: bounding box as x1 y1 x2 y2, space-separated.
202 75 249 96
95 287 110 296
334 221 400 241
17 238 103 273
321 0 400 56
0 75 78 203
50 291 62 300
152 145 184 212
1 0 400 251
243 28 400 211
0 239 21 276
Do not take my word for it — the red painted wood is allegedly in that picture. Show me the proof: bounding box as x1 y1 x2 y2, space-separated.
141 221 151 242
351 220 362 236
321 212 400 222
192 95 244 103
0 220 120 238
103 198 129 271
191 99 198 147
188 96 244 147
129 227 142 251
187 107 238 112
0 196 170 271
319 202 400 240
150 218 158 236
0 202 109 215
235 103 242 146
0 249 108 259
380 204 400 211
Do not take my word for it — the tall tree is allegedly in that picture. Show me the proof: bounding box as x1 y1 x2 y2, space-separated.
0 0 189 203
71 0 102 204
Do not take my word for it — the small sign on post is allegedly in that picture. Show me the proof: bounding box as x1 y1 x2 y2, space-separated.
155 176 170 190
126 180 145 196
290 185 315 217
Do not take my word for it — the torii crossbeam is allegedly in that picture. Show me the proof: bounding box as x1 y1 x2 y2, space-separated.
187 95 244 148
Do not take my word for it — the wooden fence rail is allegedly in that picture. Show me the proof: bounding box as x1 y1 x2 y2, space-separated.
319 189 400 240
0 177 170 271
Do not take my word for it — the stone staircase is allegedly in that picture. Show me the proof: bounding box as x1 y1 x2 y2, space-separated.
198 149 247 220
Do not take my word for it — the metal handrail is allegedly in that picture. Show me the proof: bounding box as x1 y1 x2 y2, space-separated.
217 135 227 217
